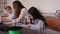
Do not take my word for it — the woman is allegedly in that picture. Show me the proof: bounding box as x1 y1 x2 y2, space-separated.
13 1 25 19
24 7 46 34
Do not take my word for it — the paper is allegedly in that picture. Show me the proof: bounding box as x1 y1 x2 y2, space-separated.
11 23 26 27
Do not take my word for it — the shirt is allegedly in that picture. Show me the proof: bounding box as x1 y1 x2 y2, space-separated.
12 8 30 23
7 11 14 20
28 19 44 34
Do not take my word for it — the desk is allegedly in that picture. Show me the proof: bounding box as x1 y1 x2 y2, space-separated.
45 17 60 31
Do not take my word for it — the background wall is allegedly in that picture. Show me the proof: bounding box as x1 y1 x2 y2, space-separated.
7 0 16 11
7 0 60 16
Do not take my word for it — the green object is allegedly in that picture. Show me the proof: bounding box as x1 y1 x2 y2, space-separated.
8 22 24 34
8 28 23 34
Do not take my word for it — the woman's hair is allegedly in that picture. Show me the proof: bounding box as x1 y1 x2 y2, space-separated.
13 1 25 18
28 7 47 26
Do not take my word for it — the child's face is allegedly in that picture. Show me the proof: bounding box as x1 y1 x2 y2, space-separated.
28 14 33 19
6 8 12 14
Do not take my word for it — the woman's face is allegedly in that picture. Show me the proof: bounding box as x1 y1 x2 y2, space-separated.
28 13 33 19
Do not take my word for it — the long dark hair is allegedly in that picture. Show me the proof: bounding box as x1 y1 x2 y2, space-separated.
28 7 47 26
13 1 25 18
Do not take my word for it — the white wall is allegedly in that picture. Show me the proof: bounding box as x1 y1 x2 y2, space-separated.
7 0 60 13
7 0 16 11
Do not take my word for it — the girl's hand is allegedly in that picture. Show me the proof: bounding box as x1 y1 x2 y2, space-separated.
25 24 31 28
2 19 12 24
2 20 12 22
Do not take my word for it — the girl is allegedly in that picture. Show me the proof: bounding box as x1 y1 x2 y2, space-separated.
24 7 47 34
5 6 14 20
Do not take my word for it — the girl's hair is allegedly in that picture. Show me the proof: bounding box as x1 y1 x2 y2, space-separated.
28 7 47 26
13 1 25 18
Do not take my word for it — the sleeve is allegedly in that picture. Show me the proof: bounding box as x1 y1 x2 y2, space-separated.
12 8 28 23
8 12 14 20
29 20 44 30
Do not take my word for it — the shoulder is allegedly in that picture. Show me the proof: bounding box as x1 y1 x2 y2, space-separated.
21 8 27 11
21 8 28 13
36 19 44 23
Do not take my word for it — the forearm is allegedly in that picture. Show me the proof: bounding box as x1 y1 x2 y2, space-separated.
29 20 44 30
29 24 40 30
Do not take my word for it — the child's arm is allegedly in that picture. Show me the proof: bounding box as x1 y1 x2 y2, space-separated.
28 20 44 30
